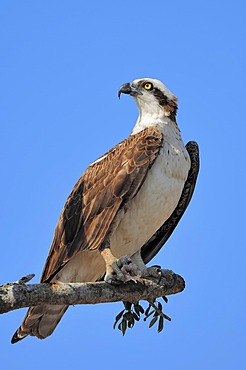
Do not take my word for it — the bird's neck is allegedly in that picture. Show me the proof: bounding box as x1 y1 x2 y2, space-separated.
131 110 180 139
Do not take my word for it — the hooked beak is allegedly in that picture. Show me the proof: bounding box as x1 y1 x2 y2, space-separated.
118 83 142 99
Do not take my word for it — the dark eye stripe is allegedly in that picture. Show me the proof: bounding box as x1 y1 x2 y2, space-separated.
153 87 169 106
153 87 178 121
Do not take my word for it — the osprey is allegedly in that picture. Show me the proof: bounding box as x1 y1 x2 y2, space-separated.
12 78 199 343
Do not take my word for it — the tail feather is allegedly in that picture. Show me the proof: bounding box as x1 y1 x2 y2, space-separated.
11 304 68 344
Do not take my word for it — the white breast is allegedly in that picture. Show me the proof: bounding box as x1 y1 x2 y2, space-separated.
110 124 191 258
56 121 191 284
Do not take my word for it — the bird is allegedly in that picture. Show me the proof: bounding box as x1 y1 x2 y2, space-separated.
11 78 199 343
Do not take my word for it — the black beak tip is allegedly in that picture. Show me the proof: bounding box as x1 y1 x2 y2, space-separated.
118 83 132 100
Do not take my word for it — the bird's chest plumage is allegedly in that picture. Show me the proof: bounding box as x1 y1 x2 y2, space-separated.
111 132 191 258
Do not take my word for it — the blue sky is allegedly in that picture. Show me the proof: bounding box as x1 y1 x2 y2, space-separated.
0 1 245 369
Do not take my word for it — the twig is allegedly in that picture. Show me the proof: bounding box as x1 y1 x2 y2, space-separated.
15 274 35 284
147 300 171 321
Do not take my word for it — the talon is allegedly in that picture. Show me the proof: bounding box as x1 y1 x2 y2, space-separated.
105 273 123 285
105 256 141 284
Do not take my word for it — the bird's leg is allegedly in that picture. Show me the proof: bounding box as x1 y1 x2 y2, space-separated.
100 242 141 285
131 250 163 280
100 247 124 284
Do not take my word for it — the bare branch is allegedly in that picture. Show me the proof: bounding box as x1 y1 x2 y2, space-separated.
15 273 35 284
0 270 185 314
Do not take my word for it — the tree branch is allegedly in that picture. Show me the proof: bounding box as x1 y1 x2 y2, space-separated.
0 270 185 314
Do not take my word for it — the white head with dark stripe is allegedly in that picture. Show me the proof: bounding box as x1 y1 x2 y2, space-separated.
118 78 178 133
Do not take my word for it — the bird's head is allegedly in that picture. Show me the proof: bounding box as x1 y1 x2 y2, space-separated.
118 78 178 123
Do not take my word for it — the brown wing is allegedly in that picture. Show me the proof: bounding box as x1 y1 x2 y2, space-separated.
141 141 199 263
40 127 163 282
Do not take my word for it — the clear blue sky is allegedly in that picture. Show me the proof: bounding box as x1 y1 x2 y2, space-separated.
1 1 245 369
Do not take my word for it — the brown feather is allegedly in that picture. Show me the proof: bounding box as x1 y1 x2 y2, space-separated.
40 126 163 283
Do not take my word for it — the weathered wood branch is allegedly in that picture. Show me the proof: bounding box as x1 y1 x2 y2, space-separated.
0 270 185 314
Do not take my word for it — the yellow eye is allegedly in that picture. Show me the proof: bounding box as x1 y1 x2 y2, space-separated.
143 82 153 90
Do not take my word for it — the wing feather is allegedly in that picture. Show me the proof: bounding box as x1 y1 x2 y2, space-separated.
40 127 163 282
